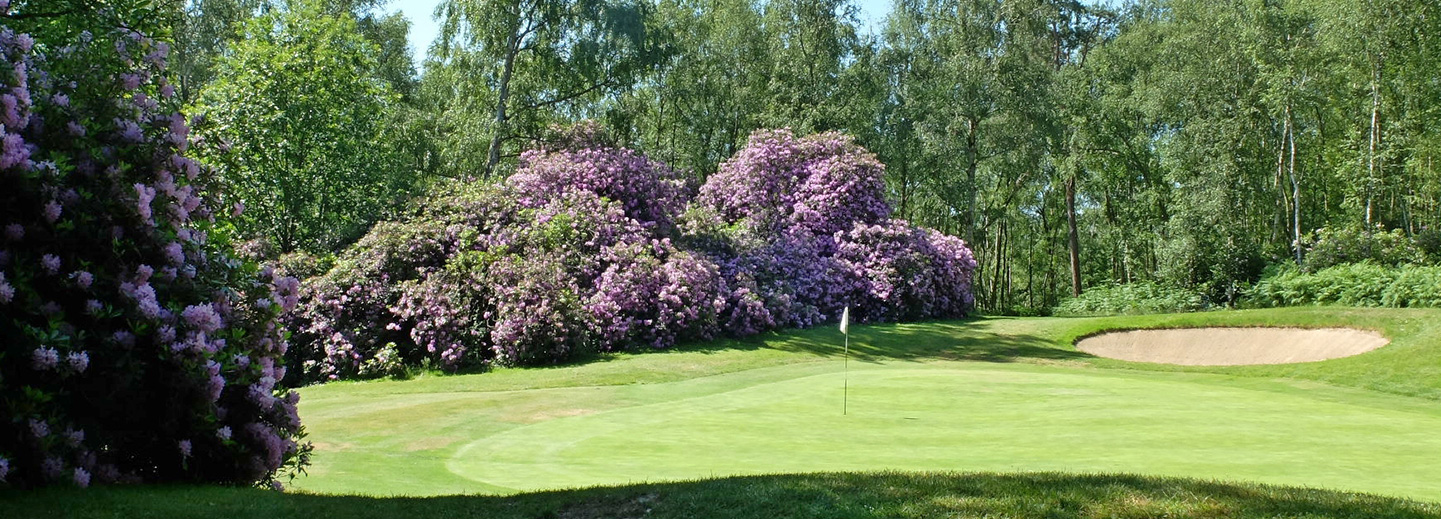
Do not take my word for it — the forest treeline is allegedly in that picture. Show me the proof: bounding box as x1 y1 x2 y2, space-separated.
19 0 1439 313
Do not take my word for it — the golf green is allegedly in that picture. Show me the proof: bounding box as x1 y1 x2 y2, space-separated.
290 309 1441 501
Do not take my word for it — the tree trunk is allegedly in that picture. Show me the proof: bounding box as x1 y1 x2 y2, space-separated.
1366 60 1381 226
1066 172 1081 298
1287 106 1301 264
484 29 521 177
965 118 980 246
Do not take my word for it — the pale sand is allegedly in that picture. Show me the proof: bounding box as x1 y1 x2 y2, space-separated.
1076 327 1390 366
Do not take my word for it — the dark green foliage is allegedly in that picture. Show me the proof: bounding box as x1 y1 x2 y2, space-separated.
1301 226 1433 272
190 0 418 253
1249 263 1441 308
1053 281 1208 316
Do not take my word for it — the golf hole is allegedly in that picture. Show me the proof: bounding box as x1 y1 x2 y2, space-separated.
1075 327 1390 366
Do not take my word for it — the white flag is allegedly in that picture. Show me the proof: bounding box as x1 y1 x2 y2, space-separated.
839 306 849 334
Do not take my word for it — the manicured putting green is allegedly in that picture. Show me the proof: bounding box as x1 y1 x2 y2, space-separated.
445 363 1441 500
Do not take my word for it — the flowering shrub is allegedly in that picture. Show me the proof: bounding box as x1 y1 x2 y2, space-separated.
0 22 305 488
697 129 891 237
510 120 693 232
835 221 978 322
287 125 976 382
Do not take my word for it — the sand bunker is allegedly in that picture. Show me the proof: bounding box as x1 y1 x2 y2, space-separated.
1076 327 1389 366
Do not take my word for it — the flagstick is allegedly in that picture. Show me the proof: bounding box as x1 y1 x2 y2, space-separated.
839 306 850 416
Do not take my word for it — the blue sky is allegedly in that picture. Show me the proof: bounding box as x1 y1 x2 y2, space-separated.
384 0 894 64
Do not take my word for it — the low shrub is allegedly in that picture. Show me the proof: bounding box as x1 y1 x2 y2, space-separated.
1300 225 1430 272
1052 281 1207 316
1247 262 1441 308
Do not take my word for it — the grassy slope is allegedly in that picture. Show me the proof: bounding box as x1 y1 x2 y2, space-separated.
284 307 1441 499
5 473 1440 519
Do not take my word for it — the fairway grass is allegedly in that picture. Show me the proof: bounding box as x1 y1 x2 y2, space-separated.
287 307 1441 501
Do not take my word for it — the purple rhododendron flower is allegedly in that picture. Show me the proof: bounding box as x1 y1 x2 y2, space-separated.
40 253 59 273
119 73 141 91
135 183 156 221
65 428 84 447
75 270 93 289
0 93 18 127
72 468 89 488
114 118 143 142
0 133 28 169
32 346 58 370
43 200 61 223
3 223 21 240
164 241 184 264
67 351 89 373
182 303 223 333
178 439 192 458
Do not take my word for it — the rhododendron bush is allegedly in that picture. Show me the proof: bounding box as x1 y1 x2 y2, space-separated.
0 23 306 488
288 126 976 383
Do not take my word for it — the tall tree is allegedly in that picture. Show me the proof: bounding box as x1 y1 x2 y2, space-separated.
193 0 416 252
429 0 663 177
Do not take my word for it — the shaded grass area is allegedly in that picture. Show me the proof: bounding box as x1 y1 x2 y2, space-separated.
5 472 1438 519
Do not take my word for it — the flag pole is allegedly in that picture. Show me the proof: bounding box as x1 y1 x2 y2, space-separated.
840 306 850 416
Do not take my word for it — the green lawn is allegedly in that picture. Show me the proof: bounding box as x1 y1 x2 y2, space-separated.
287 307 1441 500
8 306 1441 518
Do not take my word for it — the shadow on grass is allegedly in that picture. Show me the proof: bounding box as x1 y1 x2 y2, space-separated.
444 317 1089 380
674 317 1088 364
12 472 1438 519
